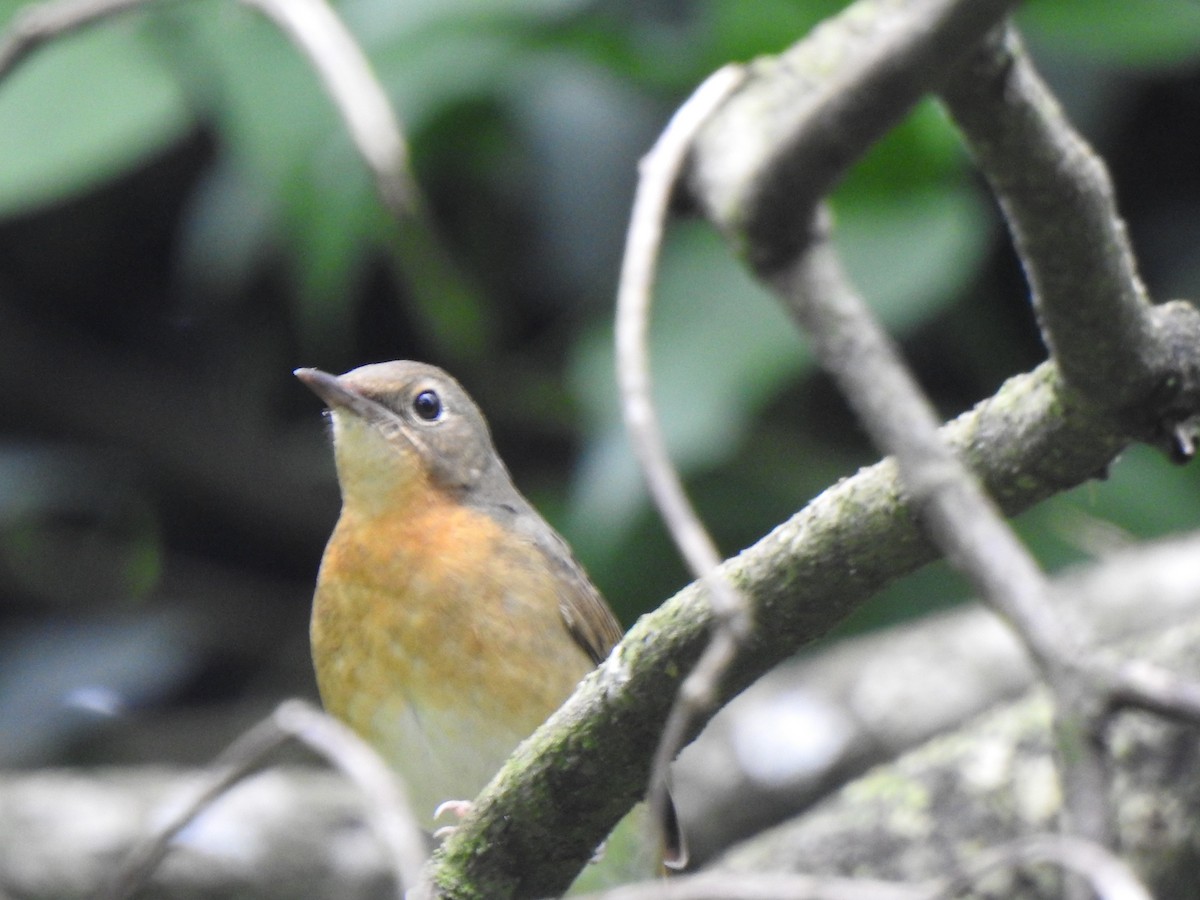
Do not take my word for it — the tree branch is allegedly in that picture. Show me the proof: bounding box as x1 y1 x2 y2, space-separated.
687 0 1020 272
0 0 418 220
237 0 418 220
767 216 1123 851
938 27 1200 439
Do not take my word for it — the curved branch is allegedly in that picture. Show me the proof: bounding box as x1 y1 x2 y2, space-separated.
238 0 418 219
769 215 1064 667
100 701 424 900
0 0 149 78
939 26 1159 418
614 62 749 864
687 0 1020 272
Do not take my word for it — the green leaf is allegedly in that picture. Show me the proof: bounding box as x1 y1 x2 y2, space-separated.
0 15 191 216
835 99 966 198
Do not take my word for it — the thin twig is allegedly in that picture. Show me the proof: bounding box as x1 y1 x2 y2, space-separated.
97 706 293 900
0 0 154 79
0 0 421 225
769 214 1069 670
98 700 425 900
1107 659 1200 722
237 0 486 362
239 0 419 219
614 62 748 858
768 214 1117 851
271 700 428 894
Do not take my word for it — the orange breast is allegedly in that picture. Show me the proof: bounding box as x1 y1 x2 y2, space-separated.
310 494 594 819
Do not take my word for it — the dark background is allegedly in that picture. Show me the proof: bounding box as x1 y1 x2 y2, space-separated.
2 0 1199 783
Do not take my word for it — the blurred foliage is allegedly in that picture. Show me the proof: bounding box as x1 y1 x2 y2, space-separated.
1020 0 1200 66
1 0 1200 776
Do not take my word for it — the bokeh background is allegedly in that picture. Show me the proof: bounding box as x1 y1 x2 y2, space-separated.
2 0 1200 797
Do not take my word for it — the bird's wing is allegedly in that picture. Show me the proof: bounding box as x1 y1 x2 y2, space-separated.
542 531 625 665
488 498 624 664
520 508 690 870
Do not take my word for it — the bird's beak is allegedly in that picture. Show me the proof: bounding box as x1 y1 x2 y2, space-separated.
296 367 354 406
295 368 385 423
296 367 422 459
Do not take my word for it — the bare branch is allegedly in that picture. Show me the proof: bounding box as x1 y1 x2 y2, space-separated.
939 26 1159 419
270 701 427 894
100 701 424 900
1050 534 1200 724
0 0 422 227
768 216 1065 665
238 0 419 220
98 703 294 900
688 0 1019 272
0 0 151 79
1108 660 1200 722
672 0 1200 867
233 0 487 357
688 10 1200 864
768 210 1116 849
614 61 748 864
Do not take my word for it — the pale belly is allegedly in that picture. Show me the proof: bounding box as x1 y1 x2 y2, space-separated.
355 692 539 826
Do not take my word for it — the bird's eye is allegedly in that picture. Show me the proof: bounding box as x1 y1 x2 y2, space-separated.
413 389 442 421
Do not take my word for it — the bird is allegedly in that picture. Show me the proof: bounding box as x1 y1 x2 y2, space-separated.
295 360 682 886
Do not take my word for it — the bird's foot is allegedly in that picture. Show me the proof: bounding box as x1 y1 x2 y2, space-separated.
432 799 473 839
588 839 607 865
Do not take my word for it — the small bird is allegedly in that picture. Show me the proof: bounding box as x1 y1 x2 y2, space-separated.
296 360 682 884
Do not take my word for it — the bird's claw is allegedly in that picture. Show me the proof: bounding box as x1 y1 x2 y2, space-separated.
432 799 473 840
